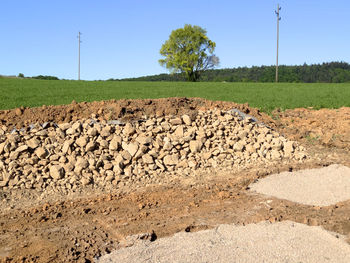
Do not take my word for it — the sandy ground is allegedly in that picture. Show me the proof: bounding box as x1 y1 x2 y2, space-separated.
98 221 350 263
250 164 350 206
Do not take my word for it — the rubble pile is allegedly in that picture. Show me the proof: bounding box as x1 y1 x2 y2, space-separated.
0 109 306 192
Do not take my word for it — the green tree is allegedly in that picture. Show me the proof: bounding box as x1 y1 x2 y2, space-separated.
159 24 219 82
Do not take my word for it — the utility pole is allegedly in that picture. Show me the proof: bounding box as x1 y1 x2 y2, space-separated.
275 4 281 82
78 32 82 80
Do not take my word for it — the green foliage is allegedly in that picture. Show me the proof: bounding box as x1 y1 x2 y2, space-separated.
159 24 219 82
18 73 24 78
1 78 350 113
122 62 350 83
32 75 59 80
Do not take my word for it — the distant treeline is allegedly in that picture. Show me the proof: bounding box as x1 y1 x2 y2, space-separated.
110 62 350 83
32 75 59 80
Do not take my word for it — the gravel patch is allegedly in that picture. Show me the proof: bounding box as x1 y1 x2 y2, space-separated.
98 221 350 263
250 164 350 206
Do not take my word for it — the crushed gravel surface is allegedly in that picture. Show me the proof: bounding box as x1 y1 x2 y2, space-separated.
250 164 350 206
98 221 350 263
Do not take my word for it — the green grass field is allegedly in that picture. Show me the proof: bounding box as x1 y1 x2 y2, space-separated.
1 78 350 113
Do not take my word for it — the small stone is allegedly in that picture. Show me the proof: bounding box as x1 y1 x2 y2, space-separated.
182 115 192 125
49 165 65 180
136 136 152 145
76 157 89 169
27 138 40 149
62 140 73 154
76 136 88 147
283 141 295 156
233 142 245 152
81 177 91 186
169 118 182 125
142 154 154 164
109 138 121 151
72 122 82 131
123 123 135 136
100 126 112 137
58 123 71 131
163 154 179 166
173 126 184 138
189 140 203 153
16 145 28 153
85 141 96 152
15 108 23 116
87 127 98 137
35 147 48 159
125 143 139 157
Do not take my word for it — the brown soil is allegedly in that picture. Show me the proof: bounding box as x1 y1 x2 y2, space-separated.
0 98 274 129
276 107 350 149
1 98 350 263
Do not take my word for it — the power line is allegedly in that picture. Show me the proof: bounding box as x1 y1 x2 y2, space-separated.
78 32 82 80
275 4 281 83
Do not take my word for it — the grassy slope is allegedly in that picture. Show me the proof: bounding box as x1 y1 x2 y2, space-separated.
1 78 350 113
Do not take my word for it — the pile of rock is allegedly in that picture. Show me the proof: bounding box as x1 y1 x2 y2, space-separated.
0 109 306 192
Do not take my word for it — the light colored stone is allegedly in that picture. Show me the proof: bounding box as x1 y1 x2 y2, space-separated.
163 154 179 166
76 136 88 147
182 114 192 125
233 142 245 152
76 157 89 169
169 118 182 125
16 145 28 153
26 138 40 149
284 141 295 156
123 123 135 136
142 154 154 164
136 136 152 145
109 138 121 151
49 165 65 180
189 140 203 153
35 147 48 159
125 143 139 157
86 141 96 151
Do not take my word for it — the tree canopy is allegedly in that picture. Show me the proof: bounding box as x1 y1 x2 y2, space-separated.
159 24 219 82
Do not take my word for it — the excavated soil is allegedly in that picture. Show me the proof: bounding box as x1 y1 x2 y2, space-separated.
0 98 273 130
1 98 350 263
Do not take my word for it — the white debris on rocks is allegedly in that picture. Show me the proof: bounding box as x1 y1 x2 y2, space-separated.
0 109 307 192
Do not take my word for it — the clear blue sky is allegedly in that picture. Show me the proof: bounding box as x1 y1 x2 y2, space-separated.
1 0 349 80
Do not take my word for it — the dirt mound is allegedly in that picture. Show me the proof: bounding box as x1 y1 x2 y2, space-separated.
0 97 275 129
276 107 350 149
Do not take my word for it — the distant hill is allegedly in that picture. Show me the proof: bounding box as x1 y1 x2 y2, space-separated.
110 62 350 83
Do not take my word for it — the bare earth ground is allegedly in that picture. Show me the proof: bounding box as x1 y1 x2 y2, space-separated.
1 98 350 262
